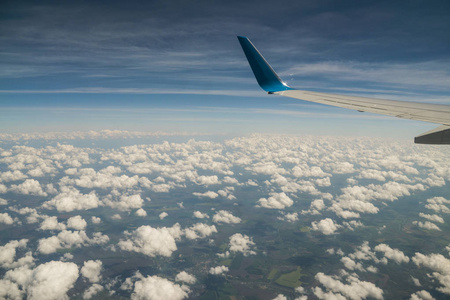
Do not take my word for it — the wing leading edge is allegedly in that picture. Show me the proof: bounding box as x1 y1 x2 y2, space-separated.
237 36 450 144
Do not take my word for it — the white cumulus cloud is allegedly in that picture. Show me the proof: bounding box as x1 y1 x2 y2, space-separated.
27 261 79 300
83 284 104 300
311 218 341 235
175 271 196 284
314 272 383 300
412 252 450 294
193 211 209 219
374 244 410 264
10 179 47 196
118 224 182 257
209 265 229 275
42 187 100 212
212 210 241 224
228 233 256 256
132 275 189 300
67 215 87 230
192 191 219 199
257 192 293 209
81 260 102 283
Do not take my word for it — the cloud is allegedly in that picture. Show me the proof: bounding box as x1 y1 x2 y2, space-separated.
38 231 109 254
0 170 28 182
10 179 47 196
83 284 104 300
0 212 15 225
0 239 33 269
67 215 87 230
419 213 444 223
246 180 258 186
302 199 326 215
212 210 241 224
118 224 182 257
132 275 189 300
339 182 425 203
228 233 256 256
217 187 236 200
195 175 220 186
343 220 364 231
193 211 209 219
223 176 239 185
104 193 144 211
413 221 441 231
425 197 450 214
0 279 22 299
374 244 409 264
62 167 140 190
39 216 66 231
341 256 365 272
9 207 44 224
27 261 79 300
159 212 168 220
247 162 287 176
1 132 450 298
316 177 331 187
311 218 341 235
111 214 122 220
184 223 217 240
0 130 206 142
314 272 383 300
81 260 102 283
292 166 329 178
278 212 299 222
285 59 450 91
357 169 412 183
175 271 196 284
411 276 421 287
192 191 219 199
135 208 147 217
409 290 435 300
42 187 100 212
329 199 379 219
91 216 101 224
209 265 229 275
346 241 390 266
326 162 355 174
412 252 450 294
257 192 293 209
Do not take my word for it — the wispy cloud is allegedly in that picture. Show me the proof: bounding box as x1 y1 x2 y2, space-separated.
282 61 450 92
0 87 260 97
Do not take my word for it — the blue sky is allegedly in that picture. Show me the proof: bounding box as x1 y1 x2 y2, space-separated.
1 0 449 137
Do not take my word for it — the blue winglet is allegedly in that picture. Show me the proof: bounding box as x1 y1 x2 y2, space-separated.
237 36 291 93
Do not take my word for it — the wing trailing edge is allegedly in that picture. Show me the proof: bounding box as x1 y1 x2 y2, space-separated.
237 36 450 144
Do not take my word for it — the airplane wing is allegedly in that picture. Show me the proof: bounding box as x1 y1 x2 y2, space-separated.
237 36 450 144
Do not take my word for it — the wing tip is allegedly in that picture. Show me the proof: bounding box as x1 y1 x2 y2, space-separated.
237 36 291 93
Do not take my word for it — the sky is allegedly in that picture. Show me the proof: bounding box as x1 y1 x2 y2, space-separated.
1 0 450 138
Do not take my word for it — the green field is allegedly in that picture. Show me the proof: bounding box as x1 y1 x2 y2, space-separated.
267 268 278 280
275 267 303 288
